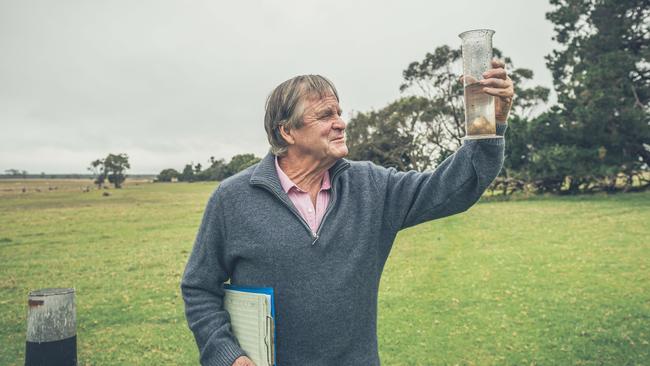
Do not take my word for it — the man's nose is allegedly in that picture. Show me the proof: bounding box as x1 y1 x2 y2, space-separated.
333 116 346 130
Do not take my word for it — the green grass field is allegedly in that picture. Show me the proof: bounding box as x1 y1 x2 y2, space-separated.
1 181 648 365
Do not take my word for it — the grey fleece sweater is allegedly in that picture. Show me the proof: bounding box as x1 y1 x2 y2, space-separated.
181 124 507 366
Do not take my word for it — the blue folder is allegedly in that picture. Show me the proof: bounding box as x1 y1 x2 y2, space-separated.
224 284 276 366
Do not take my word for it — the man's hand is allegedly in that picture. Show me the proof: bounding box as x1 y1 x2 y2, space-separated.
479 59 515 122
232 356 256 366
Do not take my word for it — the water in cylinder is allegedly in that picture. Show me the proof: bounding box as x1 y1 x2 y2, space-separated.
459 29 499 139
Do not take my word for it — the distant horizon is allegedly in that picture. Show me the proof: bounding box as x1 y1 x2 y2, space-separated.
0 172 159 177
1 150 269 175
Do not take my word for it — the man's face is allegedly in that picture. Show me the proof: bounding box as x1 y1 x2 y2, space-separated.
289 93 348 164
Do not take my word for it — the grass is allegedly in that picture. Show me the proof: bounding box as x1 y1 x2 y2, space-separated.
0 178 151 197
1 181 648 365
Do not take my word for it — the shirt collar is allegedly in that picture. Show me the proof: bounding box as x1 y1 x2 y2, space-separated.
275 156 331 193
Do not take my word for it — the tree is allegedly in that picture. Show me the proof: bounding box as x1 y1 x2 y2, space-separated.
157 168 180 182
87 159 105 188
88 154 130 188
197 158 227 181
180 163 196 182
346 96 436 171
103 153 130 188
545 0 650 192
225 154 261 177
346 45 549 171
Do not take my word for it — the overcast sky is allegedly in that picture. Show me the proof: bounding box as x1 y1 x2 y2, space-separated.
0 0 557 174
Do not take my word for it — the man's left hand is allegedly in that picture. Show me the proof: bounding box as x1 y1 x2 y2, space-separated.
480 59 515 123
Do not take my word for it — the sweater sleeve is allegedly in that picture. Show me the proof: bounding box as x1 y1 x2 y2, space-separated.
371 123 507 233
181 187 246 366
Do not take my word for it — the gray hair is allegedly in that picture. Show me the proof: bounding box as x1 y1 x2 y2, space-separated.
264 75 339 156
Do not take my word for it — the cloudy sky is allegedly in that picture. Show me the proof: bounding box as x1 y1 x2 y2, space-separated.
1 0 556 174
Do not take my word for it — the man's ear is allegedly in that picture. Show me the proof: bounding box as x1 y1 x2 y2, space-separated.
279 125 295 145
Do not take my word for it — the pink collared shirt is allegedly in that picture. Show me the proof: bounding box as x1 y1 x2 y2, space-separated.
275 157 331 234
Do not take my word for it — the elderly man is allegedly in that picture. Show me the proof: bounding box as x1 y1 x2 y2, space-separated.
182 62 514 366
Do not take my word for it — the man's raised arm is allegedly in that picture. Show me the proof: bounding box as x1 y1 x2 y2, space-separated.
371 59 514 233
369 124 507 234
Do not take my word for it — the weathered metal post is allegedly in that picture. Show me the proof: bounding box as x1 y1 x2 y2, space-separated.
25 288 77 366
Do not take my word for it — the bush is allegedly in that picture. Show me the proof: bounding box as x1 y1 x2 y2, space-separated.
157 169 180 182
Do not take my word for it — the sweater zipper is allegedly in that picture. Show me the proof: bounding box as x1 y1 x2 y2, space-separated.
311 162 348 245
252 162 349 246
311 179 337 245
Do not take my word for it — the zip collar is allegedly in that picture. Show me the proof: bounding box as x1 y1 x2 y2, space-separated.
249 152 350 195
249 152 351 244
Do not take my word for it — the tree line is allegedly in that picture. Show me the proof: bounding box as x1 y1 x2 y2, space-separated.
3 169 29 178
346 0 649 195
84 153 262 187
157 154 261 183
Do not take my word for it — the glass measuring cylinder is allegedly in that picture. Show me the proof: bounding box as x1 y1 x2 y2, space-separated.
459 29 499 139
